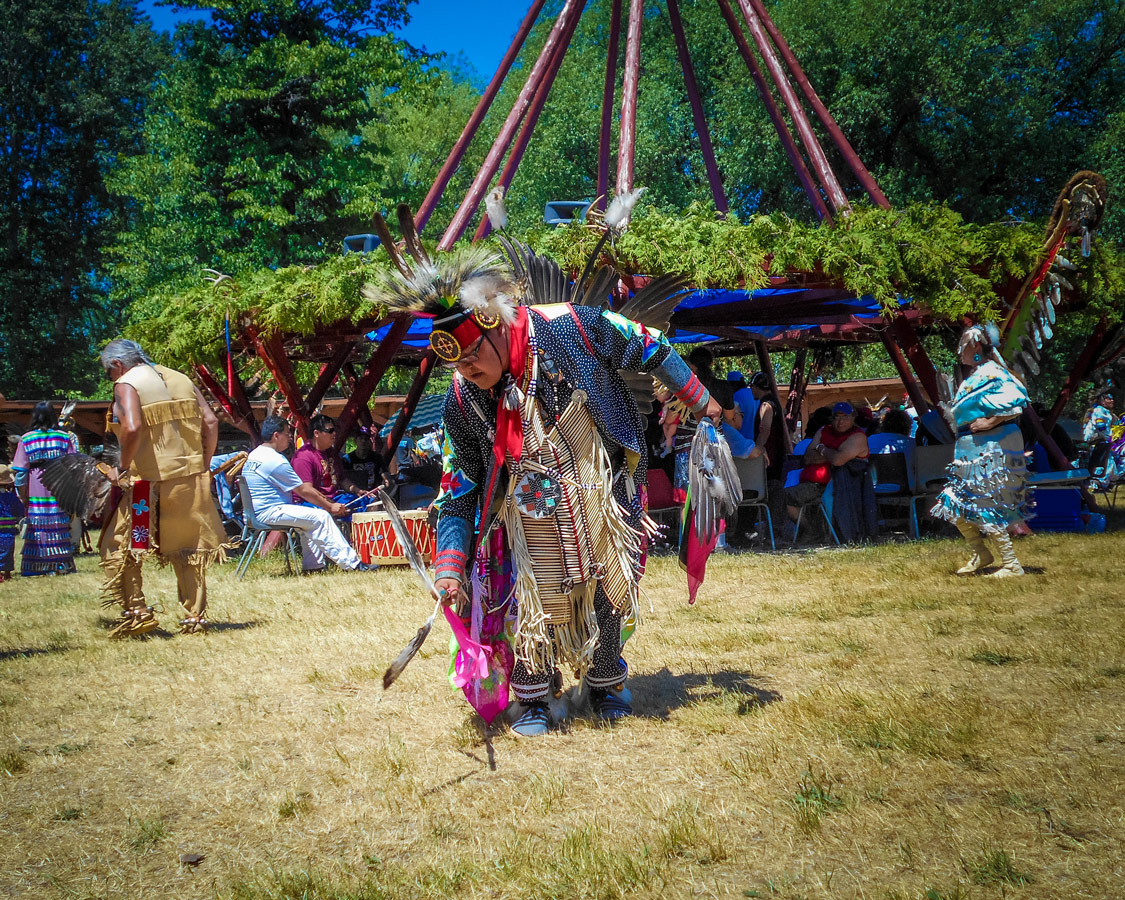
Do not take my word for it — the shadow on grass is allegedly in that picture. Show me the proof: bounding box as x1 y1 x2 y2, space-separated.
629 667 782 719
0 645 71 662
206 620 264 633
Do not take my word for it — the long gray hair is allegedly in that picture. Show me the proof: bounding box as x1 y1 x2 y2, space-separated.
100 339 154 371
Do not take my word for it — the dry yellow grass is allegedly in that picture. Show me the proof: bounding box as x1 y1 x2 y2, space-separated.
1 527 1123 900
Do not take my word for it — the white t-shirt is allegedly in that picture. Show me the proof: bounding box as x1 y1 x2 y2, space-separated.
243 445 303 513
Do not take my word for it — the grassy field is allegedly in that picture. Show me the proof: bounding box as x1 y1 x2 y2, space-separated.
1 527 1123 900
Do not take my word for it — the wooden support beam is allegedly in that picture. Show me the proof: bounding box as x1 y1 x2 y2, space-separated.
415 0 549 233
667 0 728 213
224 353 259 442
736 0 849 214
195 364 254 439
784 348 808 436
334 317 413 452
745 0 890 209
1046 316 1111 432
714 0 831 222
305 342 355 415
880 331 932 416
616 0 645 195
754 340 792 453
439 0 588 251
475 4 582 241
382 353 437 462
246 326 311 441
886 313 942 405
597 0 623 211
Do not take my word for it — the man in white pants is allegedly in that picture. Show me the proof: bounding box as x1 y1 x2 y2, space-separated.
243 415 373 573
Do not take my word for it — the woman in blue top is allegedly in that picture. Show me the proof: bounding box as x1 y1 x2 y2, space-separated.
931 325 1030 577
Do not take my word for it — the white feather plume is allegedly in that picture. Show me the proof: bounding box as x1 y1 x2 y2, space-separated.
460 276 517 325
485 187 508 231
605 187 646 231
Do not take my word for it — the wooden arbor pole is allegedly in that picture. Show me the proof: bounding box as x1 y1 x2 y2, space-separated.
745 0 890 209
475 5 584 241
597 0 623 211
880 331 932 415
382 353 437 460
333 317 413 453
784 348 808 436
616 0 645 195
439 0 589 251
754 340 792 453
415 0 549 233
714 0 831 223
1046 317 1112 431
666 0 728 213
736 0 849 214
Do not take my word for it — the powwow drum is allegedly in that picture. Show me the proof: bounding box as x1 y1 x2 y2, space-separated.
351 510 435 565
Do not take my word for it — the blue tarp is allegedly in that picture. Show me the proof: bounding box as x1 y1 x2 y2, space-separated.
365 287 905 347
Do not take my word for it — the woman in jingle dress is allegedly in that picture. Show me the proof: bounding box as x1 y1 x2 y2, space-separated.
931 325 1030 577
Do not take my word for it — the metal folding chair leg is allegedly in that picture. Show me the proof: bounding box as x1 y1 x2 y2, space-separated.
792 507 804 548
761 506 775 551
236 531 265 580
820 504 841 545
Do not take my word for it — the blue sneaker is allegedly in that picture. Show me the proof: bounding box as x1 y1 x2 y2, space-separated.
590 688 633 721
511 702 551 737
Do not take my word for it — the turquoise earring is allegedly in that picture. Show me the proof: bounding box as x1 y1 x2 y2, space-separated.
973 353 982 363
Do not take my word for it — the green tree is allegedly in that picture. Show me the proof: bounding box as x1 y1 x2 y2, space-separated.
108 0 469 310
0 0 164 397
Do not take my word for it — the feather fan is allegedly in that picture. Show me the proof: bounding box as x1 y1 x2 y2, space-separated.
36 453 118 521
688 418 740 543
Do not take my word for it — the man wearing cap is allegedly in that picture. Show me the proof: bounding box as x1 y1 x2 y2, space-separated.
366 245 721 735
804 402 876 541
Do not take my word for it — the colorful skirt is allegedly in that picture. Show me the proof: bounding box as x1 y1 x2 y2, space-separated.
22 496 75 576
931 423 1028 531
0 528 15 572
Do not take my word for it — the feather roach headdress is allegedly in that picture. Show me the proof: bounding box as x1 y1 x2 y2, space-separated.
362 232 519 363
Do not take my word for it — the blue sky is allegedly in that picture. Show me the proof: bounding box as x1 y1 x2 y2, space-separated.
139 0 534 81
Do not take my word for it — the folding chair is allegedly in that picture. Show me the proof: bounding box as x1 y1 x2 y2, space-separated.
911 443 954 527
733 454 775 550
789 482 840 547
870 451 918 538
234 475 302 580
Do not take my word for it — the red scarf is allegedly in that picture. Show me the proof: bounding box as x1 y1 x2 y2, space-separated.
492 306 531 472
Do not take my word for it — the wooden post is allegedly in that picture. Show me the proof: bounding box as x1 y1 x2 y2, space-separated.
784 348 808 436
886 313 942 405
305 342 355 415
880 332 931 415
333 317 413 453
439 0 588 251
714 0 831 223
745 0 890 209
474 4 582 241
616 0 645 195
597 0 623 211
196 364 257 440
246 326 311 441
666 0 728 213
415 0 549 233
1046 317 1111 431
754 339 792 452
382 353 437 461
736 0 849 214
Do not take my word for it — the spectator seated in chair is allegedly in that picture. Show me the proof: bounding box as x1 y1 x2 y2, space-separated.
292 414 374 514
242 415 376 574
867 408 916 492
803 402 878 543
